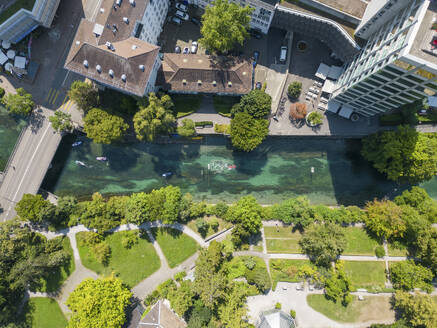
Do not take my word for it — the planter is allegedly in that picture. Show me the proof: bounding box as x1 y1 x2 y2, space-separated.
305 112 323 127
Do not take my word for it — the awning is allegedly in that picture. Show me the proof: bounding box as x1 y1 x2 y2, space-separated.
322 79 336 94
327 65 343 80
339 105 354 119
428 96 437 107
14 56 26 69
315 63 330 80
327 100 341 113
0 50 7 65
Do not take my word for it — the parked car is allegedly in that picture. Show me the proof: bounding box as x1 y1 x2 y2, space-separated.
175 46 181 53
175 2 188 12
171 16 182 25
191 41 198 54
191 17 201 26
250 29 262 39
255 82 262 90
280 46 287 62
183 47 190 54
175 10 189 21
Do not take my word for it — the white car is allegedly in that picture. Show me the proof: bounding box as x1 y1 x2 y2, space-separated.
175 3 188 12
191 41 198 54
175 10 189 21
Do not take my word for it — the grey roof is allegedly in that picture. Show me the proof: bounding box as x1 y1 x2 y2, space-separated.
257 310 296 328
259 0 279 6
139 300 186 328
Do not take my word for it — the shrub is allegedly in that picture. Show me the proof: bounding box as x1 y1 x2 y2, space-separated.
0 87 5 99
214 123 231 134
195 218 209 237
246 267 271 292
209 218 219 232
177 118 196 137
231 89 272 118
275 302 282 309
375 245 385 258
289 103 307 120
174 271 187 282
289 309 296 318
144 289 160 306
307 111 323 125
214 202 229 218
83 232 103 246
243 257 256 270
93 241 111 266
287 82 302 99
195 121 213 127
121 231 139 249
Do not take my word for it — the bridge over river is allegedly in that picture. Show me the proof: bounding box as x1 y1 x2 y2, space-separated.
0 107 62 222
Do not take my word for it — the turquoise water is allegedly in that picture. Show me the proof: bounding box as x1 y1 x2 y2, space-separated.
0 105 27 171
42 135 436 205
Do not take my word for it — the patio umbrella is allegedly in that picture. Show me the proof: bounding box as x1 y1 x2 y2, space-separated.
1 40 11 49
6 50 15 59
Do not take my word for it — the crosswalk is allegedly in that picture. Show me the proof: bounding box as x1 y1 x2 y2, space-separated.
45 88 61 106
45 88 75 111
60 97 75 112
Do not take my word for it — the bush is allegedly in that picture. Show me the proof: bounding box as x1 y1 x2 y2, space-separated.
275 302 282 309
214 202 229 219
375 245 385 258
0 87 5 99
83 232 103 246
177 118 196 137
121 231 139 249
246 267 271 292
214 123 230 134
307 111 323 125
287 82 302 99
289 309 296 318
174 271 187 282
195 121 213 127
209 218 219 232
93 241 111 266
195 218 209 237
231 90 272 118
289 103 307 120
243 257 256 270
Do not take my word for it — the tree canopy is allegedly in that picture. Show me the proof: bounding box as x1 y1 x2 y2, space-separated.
199 0 253 53
177 118 196 137
133 93 175 141
390 260 433 292
66 276 132 328
49 111 73 133
230 112 269 151
271 196 314 228
68 81 99 112
299 223 346 267
2 88 34 116
231 90 272 118
364 199 406 240
83 108 128 144
393 291 437 328
361 126 437 183
15 194 52 224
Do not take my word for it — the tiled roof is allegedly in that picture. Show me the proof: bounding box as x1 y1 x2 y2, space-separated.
159 54 253 95
139 300 186 328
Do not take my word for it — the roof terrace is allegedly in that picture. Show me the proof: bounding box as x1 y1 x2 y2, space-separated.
0 0 36 24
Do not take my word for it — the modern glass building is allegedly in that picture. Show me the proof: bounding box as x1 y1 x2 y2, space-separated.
330 0 437 117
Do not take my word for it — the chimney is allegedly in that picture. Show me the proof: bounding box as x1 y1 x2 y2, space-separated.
212 81 217 86
83 60 89 68
123 17 129 24
129 0 135 6
121 74 127 82
228 81 232 87
139 64 145 71
182 79 187 85
108 69 114 78
96 65 102 73
197 80 202 85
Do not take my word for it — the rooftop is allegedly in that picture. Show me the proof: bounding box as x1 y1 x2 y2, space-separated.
139 300 186 328
409 0 437 67
312 0 367 19
0 0 36 24
159 54 253 95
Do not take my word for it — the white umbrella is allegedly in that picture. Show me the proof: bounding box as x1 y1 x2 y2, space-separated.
5 62 13 72
6 50 15 59
1 40 11 49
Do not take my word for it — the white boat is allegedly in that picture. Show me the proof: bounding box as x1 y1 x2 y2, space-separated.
72 141 82 147
96 157 107 161
75 160 86 167
162 172 172 177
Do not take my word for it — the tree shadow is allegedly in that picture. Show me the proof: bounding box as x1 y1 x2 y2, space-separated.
29 109 45 133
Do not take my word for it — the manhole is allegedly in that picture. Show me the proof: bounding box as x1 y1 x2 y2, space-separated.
297 41 307 52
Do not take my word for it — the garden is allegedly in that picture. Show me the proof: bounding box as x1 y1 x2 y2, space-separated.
344 261 387 291
24 297 67 328
187 215 232 239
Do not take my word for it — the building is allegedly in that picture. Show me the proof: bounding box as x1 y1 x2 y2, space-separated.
329 0 437 117
257 309 296 328
188 0 278 34
0 0 61 43
138 300 186 328
159 53 253 95
64 0 168 97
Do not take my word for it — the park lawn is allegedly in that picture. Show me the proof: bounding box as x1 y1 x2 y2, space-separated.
343 227 381 256
150 227 198 268
270 259 314 289
266 238 302 253
344 261 386 291
172 94 202 118
307 294 394 323
76 231 160 287
387 243 408 257
264 226 298 238
36 236 75 293
25 297 67 328
187 216 232 239
213 96 240 117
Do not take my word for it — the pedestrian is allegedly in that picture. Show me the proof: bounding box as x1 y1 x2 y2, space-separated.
12 166 15 170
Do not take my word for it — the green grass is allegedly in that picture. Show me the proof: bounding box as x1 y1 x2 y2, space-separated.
264 226 302 254
0 0 36 25
343 227 381 256
344 261 386 291
25 298 67 328
270 259 314 289
187 216 232 239
387 243 408 257
264 226 298 238
307 294 393 323
418 110 437 123
151 228 198 268
172 94 202 118
76 231 160 287
212 96 240 117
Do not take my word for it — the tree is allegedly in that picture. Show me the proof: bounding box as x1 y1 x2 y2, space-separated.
393 291 437 328
365 200 406 240
167 281 195 316
2 88 34 116
15 194 51 223
271 196 314 228
133 93 175 141
231 90 272 118
177 118 196 137
68 81 99 112
289 103 307 120
49 111 73 132
83 108 128 144
394 187 437 223
324 261 352 306
187 300 212 328
66 277 132 328
287 82 302 99
217 282 250 328
415 229 437 275
390 260 433 292
299 223 346 267
199 0 253 53
361 126 437 183
230 112 269 151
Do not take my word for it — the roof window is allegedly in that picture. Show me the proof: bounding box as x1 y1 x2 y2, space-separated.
139 64 145 71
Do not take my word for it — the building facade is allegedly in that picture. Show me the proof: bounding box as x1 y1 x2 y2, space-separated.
330 0 437 117
188 0 278 34
0 0 61 43
137 0 170 45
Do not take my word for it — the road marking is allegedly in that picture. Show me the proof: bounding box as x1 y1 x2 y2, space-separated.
45 88 54 102
51 90 60 105
5 122 52 220
64 100 74 111
61 70 70 87
60 95 68 109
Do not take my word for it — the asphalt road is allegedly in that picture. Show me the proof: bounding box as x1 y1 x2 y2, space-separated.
0 108 61 221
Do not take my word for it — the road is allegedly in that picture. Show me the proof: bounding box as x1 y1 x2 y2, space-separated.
0 108 61 221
